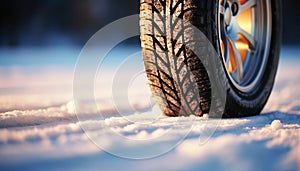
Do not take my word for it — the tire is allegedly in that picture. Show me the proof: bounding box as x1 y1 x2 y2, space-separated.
140 0 281 118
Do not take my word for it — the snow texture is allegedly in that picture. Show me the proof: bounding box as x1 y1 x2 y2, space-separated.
0 47 300 171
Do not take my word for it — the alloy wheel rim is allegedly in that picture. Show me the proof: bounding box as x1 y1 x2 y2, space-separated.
218 0 272 92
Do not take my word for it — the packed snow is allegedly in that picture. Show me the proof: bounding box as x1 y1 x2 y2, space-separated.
0 46 299 171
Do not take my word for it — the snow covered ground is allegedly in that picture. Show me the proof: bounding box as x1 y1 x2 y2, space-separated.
0 46 299 171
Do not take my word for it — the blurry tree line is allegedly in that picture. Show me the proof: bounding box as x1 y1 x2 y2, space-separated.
0 0 298 47
0 0 138 46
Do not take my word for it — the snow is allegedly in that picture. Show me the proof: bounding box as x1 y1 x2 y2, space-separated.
0 46 300 171
271 120 283 130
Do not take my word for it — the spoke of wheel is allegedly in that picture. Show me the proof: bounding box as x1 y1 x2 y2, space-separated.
228 38 243 82
237 25 255 50
239 0 257 13
219 5 226 15
224 40 230 69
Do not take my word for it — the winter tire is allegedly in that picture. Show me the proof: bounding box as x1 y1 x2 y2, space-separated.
140 0 281 117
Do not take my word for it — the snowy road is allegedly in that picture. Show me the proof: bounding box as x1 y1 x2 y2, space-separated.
0 46 299 171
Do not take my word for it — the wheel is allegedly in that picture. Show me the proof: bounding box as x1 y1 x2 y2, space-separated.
140 0 281 117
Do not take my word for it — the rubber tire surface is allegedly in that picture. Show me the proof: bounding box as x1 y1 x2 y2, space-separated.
140 0 281 117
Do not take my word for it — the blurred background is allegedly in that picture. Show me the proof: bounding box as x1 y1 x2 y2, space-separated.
0 0 139 47
0 0 299 48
